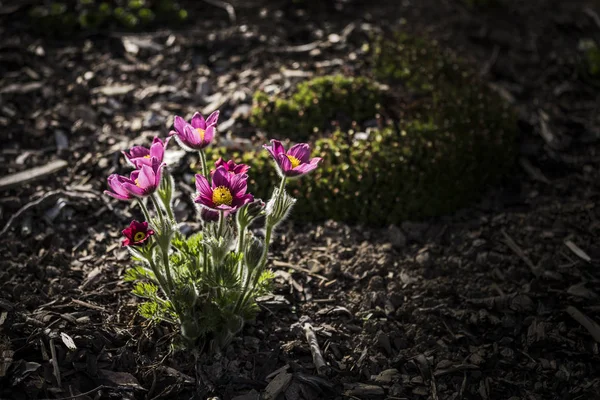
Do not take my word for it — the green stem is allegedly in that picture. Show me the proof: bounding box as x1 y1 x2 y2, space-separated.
148 257 168 296
161 241 175 297
150 195 165 228
199 150 209 179
137 199 151 223
257 177 286 269
149 195 175 302
217 210 225 239
277 176 286 197
160 169 175 221
234 177 286 314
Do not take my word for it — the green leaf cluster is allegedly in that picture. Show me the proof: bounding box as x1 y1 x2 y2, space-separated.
127 229 273 350
27 0 188 35
251 75 381 142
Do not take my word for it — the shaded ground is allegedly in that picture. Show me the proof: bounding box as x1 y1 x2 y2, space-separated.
1 0 600 399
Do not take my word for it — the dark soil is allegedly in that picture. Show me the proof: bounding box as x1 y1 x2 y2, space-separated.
1 0 600 399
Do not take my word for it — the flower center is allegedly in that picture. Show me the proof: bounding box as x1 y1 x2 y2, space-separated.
135 178 140 187
143 155 151 159
133 232 146 242
196 128 205 141
286 154 301 168
212 186 233 206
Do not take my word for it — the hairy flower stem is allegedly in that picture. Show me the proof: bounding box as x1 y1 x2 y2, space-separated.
150 195 166 228
217 210 225 239
234 177 287 314
149 195 176 299
236 221 247 274
137 199 152 224
148 257 169 296
260 177 286 268
160 169 175 221
198 150 209 179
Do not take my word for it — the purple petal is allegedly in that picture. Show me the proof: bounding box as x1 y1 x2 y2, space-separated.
152 159 165 187
174 116 187 134
202 125 215 145
191 112 206 130
183 124 201 147
276 153 293 174
107 174 131 198
205 110 220 126
194 174 213 204
264 139 286 160
214 157 226 169
128 146 150 159
149 138 165 161
233 163 250 174
122 151 137 167
172 133 195 152
215 204 234 211
287 143 311 163
137 165 155 189
104 190 131 201
122 182 146 197
211 166 231 189
232 193 254 207
229 173 248 198
291 157 322 176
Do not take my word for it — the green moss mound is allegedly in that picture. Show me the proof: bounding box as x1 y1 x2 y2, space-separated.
579 39 600 79
214 33 518 225
250 75 381 141
28 0 188 35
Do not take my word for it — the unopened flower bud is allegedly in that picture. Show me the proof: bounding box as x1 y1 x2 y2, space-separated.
244 236 264 271
266 188 296 228
236 199 265 227
180 319 201 341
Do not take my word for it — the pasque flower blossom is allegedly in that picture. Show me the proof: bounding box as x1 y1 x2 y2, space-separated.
123 137 170 168
194 166 254 212
263 140 322 178
170 111 219 151
122 220 154 246
105 157 165 200
213 157 250 175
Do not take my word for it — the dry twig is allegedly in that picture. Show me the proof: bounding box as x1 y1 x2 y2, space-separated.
501 229 541 277
567 306 600 342
202 0 236 24
303 322 329 376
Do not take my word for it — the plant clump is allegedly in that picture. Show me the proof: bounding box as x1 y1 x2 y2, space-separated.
251 75 381 142
28 0 188 35
105 110 322 351
240 33 518 225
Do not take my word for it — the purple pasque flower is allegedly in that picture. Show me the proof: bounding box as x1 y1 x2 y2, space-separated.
122 136 170 168
194 166 253 213
105 157 165 200
213 157 250 175
122 220 154 246
170 110 219 151
263 140 322 178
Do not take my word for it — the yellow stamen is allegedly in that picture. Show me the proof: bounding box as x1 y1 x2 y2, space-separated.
133 232 146 242
196 128 205 141
286 154 301 168
143 155 150 158
135 178 140 187
212 186 233 206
